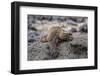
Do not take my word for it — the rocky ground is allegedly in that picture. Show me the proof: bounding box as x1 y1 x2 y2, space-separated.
28 32 87 60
